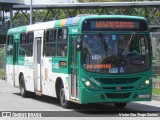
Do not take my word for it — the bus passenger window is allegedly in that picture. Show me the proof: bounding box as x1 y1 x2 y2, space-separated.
7 35 13 55
57 28 68 57
20 33 26 56
57 45 67 57
44 29 56 57
26 32 33 56
57 29 63 41
57 28 68 42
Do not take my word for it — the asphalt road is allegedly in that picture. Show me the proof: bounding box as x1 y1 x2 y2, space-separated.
0 79 160 119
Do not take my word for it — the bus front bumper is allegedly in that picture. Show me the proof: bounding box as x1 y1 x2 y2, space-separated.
79 86 152 104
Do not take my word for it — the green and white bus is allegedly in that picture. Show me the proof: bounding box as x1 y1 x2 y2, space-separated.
6 15 152 108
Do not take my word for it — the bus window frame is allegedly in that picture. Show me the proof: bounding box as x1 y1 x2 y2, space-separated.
7 35 13 56
56 28 68 57
43 29 57 57
19 33 26 56
26 32 34 57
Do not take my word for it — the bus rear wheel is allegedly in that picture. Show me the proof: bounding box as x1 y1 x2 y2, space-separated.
60 84 70 108
114 103 127 108
19 75 29 98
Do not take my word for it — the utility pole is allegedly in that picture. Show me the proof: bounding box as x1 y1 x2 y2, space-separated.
30 0 33 24
10 5 13 28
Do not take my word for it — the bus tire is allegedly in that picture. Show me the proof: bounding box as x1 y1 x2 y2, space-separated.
19 75 29 98
60 84 70 109
114 103 127 108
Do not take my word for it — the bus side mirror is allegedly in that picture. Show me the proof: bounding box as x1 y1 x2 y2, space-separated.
151 37 156 58
77 41 82 51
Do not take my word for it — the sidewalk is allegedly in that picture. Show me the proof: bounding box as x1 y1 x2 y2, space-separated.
153 95 160 101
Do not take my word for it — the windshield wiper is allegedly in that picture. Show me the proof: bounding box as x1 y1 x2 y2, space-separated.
98 32 109 56
122 32 135 55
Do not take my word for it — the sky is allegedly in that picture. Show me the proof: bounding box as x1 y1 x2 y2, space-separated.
0 0 78 21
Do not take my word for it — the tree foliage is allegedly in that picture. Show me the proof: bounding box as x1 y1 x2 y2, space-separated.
154 44 160 66
0 35 6 44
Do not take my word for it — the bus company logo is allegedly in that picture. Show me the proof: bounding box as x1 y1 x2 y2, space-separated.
11 28 23 33
72 28 78 33
52 63 59 69
25 60 33 69
117 86 121 91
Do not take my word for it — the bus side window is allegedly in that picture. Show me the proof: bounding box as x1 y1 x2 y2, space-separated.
57 28 68 57
7 35 13 56
20 33 26 56
44 29 56 57
26 32 34 56
57 29 63 41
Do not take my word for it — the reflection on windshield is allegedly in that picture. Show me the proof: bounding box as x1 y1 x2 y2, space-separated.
82 34 150 74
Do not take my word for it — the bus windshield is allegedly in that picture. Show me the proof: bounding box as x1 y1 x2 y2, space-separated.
82 33 150 74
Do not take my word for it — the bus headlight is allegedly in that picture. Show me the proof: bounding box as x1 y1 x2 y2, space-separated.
85 81 90 86
137 80 150 90
82 78 99 90
145 80 150 85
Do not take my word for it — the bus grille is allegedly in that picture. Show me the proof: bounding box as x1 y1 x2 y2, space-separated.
106 93 131 99
102 86 134 90
97 77 140 84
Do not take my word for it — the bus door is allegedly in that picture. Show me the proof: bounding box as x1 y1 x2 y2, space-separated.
69 35 79 100
33 30 44 92
13 34 19 86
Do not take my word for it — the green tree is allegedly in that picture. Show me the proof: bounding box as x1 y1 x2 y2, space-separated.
154 44 160 66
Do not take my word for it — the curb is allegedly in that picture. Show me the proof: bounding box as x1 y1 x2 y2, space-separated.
152 95 160 101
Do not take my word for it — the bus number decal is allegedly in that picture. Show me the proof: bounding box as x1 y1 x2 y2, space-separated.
89 77 101 86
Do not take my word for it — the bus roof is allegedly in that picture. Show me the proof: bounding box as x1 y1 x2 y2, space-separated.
7 15 146 35
54 15 146 27
7 26 27 35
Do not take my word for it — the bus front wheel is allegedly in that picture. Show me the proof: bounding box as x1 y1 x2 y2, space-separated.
19 75 29 98
114 103 127 108
60 84 70 108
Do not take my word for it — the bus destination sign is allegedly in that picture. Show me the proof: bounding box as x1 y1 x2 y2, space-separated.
94 21 138 29
82 18 148 31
